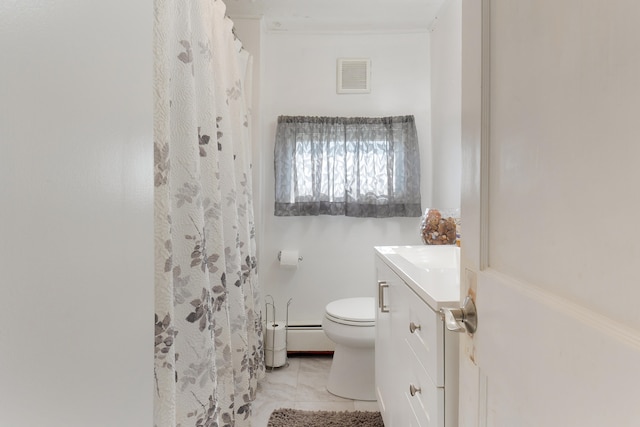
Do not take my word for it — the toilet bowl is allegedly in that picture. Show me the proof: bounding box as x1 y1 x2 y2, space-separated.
322 297 376 401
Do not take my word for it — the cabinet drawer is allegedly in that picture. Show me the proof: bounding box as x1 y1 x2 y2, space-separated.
405 392 429 427
404 340 444 427
405 288 445 386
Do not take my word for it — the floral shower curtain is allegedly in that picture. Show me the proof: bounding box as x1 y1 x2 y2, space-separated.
153 0 264 426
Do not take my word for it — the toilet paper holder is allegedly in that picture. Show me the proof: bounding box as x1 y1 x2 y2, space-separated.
264 295 293 370
277 251 303 262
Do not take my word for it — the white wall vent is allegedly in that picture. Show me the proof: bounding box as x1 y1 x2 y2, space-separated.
337 58 371 94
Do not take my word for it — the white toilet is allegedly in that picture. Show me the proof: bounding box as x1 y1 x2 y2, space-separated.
322 297 376 401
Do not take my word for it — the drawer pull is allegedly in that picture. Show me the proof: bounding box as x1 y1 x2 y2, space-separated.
378 281 389 313
409 384 421 396
409 322 421 333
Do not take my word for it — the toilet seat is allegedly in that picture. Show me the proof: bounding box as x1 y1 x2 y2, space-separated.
325 297 375 327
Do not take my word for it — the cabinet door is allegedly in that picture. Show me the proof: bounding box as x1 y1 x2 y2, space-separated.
397 280 445 427
389 273 413 427
375 260 393 424
405 339 445 427
406 288 444 387
377 258 442 427
375 259 411 427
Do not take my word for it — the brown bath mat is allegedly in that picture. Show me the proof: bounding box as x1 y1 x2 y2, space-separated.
267 408 384 426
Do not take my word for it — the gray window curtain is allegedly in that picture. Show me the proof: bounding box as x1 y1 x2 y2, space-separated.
274 115 422 217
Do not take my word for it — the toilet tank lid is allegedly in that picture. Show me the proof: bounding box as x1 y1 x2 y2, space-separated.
325 297 375 322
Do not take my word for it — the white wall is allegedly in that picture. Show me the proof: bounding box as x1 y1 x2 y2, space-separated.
0 1 154 426
430 0 462 209
259 31 431 324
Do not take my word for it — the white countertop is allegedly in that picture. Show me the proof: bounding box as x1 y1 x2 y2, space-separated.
375 245 461 311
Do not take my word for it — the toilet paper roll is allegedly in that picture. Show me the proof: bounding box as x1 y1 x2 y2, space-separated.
265 347 287 368
279 250 299 268
265 322 287 349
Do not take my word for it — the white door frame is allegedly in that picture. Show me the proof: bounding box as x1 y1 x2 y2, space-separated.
458 0 489 425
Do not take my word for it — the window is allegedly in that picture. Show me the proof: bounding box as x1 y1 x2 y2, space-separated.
274 115 421 217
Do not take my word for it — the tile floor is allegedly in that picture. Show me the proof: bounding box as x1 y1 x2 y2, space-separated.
251 354 380 427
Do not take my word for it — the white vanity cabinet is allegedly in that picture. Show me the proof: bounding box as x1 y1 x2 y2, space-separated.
374 246 460 427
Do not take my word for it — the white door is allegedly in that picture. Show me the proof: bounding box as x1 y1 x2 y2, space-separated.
458 1 640 426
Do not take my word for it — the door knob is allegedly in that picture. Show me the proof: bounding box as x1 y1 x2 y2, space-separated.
439 296 477 334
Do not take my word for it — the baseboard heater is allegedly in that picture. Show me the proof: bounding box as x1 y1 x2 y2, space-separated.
284 323 335 353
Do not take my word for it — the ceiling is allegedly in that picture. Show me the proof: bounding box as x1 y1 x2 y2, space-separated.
222 0 448 32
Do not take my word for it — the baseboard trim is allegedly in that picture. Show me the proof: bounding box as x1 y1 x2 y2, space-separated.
285 324 335 352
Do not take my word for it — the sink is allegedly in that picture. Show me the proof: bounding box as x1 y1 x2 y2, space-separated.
375 244 461 311
392 245 460 271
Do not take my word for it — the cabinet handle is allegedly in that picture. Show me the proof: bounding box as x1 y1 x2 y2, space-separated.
378 281 389 313
409 321 421 333
409 384 421 396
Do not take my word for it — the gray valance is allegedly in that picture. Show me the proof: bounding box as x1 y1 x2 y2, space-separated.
274 115 422 217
